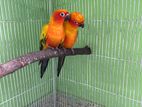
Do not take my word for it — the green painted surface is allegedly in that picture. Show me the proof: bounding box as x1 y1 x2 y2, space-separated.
0 0 53 107
55 0 142 107
0 0 142 107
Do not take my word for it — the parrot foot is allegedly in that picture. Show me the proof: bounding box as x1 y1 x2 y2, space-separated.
71 48 75 54
57 45 66 52
48 46 55 50
55 47 59 49
59 47 66 54
62 47 66 52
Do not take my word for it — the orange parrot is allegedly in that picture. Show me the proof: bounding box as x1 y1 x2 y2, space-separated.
57 12 85 77
39 9 70 78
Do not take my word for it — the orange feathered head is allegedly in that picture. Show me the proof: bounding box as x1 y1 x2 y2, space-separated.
69 12 85 28
53 9 70 23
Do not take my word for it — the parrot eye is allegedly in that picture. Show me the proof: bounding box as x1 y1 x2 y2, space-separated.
74 21 78 25
60 12 65 17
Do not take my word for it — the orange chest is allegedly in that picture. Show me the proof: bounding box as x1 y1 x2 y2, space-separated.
46 26 65 47
63 31 78 48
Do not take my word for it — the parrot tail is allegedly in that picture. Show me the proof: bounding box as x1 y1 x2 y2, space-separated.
57 56 66 77
39 58 49 78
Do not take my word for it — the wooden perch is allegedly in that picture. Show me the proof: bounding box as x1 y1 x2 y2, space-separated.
0 46 91 78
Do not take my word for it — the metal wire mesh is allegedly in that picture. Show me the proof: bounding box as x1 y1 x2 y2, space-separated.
0 0 54 107
0 0 142 107
54 0 142 107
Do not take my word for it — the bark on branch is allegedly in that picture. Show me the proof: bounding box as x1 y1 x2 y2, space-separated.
0 46 91 78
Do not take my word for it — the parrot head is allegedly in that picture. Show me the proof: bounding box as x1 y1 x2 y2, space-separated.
68 12 85 28
53 9 70 23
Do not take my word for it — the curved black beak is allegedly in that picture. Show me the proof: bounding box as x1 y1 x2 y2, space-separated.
65 14 71 21
79 23 84 28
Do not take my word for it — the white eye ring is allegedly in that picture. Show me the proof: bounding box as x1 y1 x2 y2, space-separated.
60 12 65 17
74 21 78 25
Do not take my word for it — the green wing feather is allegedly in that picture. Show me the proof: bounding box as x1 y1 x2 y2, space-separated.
39 24 48 50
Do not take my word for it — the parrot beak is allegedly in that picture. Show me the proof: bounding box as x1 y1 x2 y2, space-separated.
79 23 84 28
65 14 71 21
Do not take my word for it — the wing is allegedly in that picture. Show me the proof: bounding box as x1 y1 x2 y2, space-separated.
39 24 49 78
39 24 48 50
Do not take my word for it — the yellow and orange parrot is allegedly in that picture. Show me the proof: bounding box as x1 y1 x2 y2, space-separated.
57 12 85 77
39 9 70 78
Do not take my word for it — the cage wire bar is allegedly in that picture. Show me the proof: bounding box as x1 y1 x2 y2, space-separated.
0 0 55 107
54 0 142 107
0 0 142 107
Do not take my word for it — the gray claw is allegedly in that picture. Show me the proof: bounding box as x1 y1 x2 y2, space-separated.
71 48 75 54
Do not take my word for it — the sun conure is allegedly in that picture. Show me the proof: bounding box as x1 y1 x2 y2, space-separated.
57 12 85 77
39 9 70 78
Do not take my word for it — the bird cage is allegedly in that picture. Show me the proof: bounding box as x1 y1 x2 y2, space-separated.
0 0 142 107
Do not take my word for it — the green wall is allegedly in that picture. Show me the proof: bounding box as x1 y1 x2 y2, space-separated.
0 0 142 107
0 0 53 107
55 0 142 107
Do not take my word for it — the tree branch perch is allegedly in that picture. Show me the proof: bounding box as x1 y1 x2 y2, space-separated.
0 46 91 78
